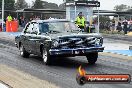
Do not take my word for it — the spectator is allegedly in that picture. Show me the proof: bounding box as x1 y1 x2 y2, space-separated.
19 17 22 26
100 22 104 30
111 19 115 34
4 18 6 23
105 21 110 33
0 23 2 31
7 14 13 22
30 17 33 21
128 22 132 32
75 12 86 32
36 16 41 20
116 19 122 33
23 18 28 27
85 21 90 32
90 22 95 33
122 19 128 34
21 17 26 27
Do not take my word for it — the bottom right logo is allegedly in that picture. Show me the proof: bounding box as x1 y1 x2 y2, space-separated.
76 66 131 85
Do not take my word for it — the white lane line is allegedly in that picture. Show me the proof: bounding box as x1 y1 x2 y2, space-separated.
0 83 9 88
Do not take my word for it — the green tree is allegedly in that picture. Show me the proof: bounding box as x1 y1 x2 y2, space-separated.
32 0 59 9
15 0 28 10
32 0 44 9
114 4 130 11
95 16 110 23
59 3 66 10
47 3 59 9
0 0 15 10
114 4 132 20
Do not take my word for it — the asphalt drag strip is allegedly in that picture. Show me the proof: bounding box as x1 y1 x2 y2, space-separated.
0 64 59 88
0 42 132 88
0 32 132 88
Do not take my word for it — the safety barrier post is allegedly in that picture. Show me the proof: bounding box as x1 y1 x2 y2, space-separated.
6 20 18 32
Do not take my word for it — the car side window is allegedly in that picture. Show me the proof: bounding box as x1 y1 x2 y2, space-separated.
39 23 49 33
24 23 30 33
32 23 39 34
24 23 33 34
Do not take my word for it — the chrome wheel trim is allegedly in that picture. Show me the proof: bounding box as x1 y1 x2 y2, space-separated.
43 49 48 63
20 46 24 56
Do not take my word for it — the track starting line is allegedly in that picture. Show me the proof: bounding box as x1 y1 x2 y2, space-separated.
104 50 132 57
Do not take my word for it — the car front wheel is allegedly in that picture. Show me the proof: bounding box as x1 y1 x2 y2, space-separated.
19 44 30 58
86 52 98 65
42 48 52 65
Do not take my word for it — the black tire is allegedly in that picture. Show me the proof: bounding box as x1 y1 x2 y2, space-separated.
86 52 98 65
42 48 52 65
19 44 30 58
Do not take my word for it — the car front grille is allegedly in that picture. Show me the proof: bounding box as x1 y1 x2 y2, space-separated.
58 37 96 48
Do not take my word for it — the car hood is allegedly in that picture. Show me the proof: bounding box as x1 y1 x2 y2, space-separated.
42 32 103 40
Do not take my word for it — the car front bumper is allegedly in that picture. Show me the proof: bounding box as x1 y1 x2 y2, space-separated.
49 47 104 56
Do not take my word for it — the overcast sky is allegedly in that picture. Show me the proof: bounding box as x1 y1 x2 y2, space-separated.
25 0 132 10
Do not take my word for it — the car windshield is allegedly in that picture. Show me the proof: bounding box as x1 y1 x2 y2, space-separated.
39 21 80 33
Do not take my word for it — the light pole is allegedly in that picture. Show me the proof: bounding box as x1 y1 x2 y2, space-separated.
2 0 4 31
74 0 78 20
97 6 100 33
97 0 100 33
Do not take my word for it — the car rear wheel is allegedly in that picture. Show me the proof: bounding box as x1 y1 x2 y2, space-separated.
86 52 98 65
19 44 30 58
42 48 52 65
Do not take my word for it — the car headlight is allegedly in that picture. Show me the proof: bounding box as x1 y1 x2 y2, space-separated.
95 38 103 46
52 40 59 47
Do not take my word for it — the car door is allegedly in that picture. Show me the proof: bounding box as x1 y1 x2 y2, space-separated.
30 23 40 54
35 23 49 55
22 23 33 52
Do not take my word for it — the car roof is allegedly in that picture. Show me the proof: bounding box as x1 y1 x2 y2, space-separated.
31 19 70 23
